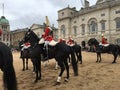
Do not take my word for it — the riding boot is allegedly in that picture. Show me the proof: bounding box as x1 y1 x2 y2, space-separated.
43 46 48 60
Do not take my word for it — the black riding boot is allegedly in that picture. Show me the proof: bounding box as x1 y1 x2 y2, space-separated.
43 46 48 60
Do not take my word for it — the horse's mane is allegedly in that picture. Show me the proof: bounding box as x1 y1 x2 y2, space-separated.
30 30 40 42
25 29 40 46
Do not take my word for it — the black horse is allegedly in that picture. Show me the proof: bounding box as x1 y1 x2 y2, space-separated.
18 40 35 72
0 42 17 90
23 29 78 84
88 38 120 63
72 43 82 64
60 40 82 64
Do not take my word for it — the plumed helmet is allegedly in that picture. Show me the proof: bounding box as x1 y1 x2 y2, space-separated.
48 26 52 31
0 29 2 36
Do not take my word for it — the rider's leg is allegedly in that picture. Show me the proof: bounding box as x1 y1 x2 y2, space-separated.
43 41 49 60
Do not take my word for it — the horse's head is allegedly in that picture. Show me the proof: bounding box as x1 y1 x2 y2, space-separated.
88 38 99 46
24 29 40 46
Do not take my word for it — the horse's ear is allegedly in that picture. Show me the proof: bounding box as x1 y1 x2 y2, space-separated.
28 29 31 32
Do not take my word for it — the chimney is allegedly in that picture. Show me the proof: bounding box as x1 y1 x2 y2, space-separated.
84 0 89 8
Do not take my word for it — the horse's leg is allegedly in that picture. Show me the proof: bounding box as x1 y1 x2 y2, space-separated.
55 57 65 84
99 53 102 63
26 58 28 70
76 52 82 64
37 59 41 80
55 61 59 70
112 53 118 63
96 53 99 63
34 58 41 83
78 52 82 64
22 58 25 71
68 56 71 65
64 58 69 82
31 58 35 73
34 58 39 83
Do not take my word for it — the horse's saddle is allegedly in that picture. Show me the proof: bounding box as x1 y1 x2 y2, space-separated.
49 40 58 46
99 43 109 47
67 43 75 47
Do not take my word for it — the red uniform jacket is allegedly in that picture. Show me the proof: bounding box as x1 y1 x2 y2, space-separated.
42 27 53 41
59 38 66 43
24 42 31 46
102 37 108 44
67 38 74 45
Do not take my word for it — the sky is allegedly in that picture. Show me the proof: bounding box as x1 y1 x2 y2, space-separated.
0 0 97 30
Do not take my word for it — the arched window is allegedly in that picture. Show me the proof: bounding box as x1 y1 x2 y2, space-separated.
88 18 98 34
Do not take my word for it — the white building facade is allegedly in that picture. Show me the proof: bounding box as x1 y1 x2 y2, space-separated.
58 0 120 45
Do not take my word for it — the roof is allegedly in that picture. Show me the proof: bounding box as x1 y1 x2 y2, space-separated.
0 16 9 24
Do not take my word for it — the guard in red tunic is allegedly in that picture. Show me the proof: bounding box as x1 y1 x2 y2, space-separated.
101 34 108 44
20 42 31 58
67 36 74 46
41 26 53 60
21 42 31 51
59 37 66 43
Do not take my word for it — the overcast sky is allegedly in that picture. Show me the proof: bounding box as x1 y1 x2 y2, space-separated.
0 0 97 30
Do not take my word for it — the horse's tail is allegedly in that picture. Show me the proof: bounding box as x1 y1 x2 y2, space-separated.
70 48 78 76
117 45 120 56
77 45 82 63
2 46 17 90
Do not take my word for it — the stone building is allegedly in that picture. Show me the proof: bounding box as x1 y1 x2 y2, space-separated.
0 16 11 46
11 28 28 48
58 0 120 45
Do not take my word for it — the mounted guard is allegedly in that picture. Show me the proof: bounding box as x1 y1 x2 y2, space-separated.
100 34 109 46
67 35 75 46
39 16 57 60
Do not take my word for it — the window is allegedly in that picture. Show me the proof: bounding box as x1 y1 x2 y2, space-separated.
88 18 98 34
74 21 76 23
73 26 77 36
62 12 64 16
81 24 85 35
101 22 105 31
115 10 120 14
90 21 97 33
101 13 105 16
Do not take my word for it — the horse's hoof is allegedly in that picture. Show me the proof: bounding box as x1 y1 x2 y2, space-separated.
53 82 61 86
74 73 78 76
38 77 41 80
22 69 25 71
112 62 116 64
64 78 69 82
79 62 82 64
34 80 38 83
